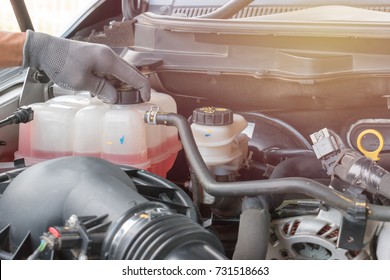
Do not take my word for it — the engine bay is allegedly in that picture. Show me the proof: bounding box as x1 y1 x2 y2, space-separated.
1 0 390 260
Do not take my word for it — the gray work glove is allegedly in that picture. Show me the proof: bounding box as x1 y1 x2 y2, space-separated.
22 30 150 103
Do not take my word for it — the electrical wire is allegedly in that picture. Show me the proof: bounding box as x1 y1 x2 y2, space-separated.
0 107 34 128
27 239 47 260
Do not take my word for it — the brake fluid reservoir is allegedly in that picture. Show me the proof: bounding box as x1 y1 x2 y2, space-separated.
191 107 249 176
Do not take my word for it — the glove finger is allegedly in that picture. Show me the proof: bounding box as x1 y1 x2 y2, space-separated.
96 81 118 104
94 49 151 101
138 80 151 102
86 74 118 103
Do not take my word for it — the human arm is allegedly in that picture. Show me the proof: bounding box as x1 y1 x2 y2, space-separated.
0 31 26 67
0 30 150 103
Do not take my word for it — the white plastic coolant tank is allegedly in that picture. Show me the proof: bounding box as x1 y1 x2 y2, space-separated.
15 102 45 162
146 90 181 176
150 91 179 154
101 103 148 168
101 90 181 171
15 90 181 177
73 100 109 157
46 95 93 108
31 96 93 159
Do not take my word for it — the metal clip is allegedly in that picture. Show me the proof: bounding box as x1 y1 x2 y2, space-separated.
145 105 160 125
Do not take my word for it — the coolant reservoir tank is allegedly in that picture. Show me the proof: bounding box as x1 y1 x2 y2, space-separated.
101 89 148 168
73 100 109 158
31 96 94 159
191 107 248 172
15 90 181 178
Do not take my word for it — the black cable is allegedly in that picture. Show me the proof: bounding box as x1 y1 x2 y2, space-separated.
0 107 34 128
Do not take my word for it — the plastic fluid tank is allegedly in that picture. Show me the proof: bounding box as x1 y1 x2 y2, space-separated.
73 101 109 158
15 103 45 163
191 107 249 176
31 104 78 159
27 96 94 161
15 90 181 177
150 92 179 154
101 103 149 168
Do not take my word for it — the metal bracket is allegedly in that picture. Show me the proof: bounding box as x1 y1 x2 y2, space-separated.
337 193 367 251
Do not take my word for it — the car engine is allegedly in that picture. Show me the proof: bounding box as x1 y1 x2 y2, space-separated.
1 0 390 260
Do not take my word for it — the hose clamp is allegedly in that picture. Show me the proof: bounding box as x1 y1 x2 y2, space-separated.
145 105 160 125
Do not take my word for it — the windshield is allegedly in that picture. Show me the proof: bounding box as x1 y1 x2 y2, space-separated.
0 0 98 35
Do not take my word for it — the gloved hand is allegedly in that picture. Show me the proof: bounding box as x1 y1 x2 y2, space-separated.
22 30 150 103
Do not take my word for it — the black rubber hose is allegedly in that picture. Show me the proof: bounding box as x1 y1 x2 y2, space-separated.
198 0 254 19
335 151 390 199
233 197 270 260
165 242 227 260
264 149 315 161
269 155 329 209
145 112 390 221
270 155 328 179
103 206 225 260
379 174 390 199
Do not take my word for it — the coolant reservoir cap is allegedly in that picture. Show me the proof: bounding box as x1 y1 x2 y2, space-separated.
192 107 233 126
116 85 143 104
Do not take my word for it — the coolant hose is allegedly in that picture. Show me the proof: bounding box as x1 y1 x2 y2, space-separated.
233 197 270 260
145 112 390 221
270 156 328 180
197 0 254 19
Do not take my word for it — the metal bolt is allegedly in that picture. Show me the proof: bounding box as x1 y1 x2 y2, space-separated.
67 215 79 228
159 6 169 14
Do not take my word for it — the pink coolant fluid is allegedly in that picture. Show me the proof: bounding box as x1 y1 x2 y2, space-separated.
15 122 32 158
15 103 46 161
15 91 181 177
148 151 179 177
31 149 73 159
146 135 181 177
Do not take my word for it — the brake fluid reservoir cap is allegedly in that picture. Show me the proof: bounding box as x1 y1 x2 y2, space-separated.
116 85 143 104
192 107 233 126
